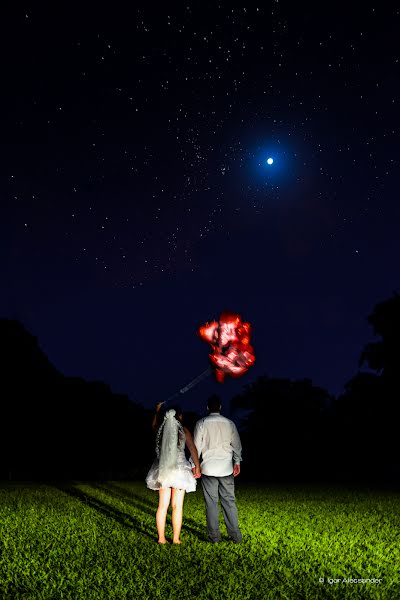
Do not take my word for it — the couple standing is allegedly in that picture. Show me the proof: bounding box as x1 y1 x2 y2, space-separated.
145 395 243 545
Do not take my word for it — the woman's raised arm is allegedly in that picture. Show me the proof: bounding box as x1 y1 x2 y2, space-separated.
152 402 164 432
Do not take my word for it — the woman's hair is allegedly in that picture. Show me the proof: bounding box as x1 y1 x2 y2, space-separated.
154 404 183 432
155 406 184 456
169 404 183 422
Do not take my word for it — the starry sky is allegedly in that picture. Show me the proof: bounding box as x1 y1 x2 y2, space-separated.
1 3 399 412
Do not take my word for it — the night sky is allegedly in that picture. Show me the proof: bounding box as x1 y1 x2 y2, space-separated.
2 4 399 413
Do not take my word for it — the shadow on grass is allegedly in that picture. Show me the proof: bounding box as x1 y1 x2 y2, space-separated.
54 483 155 542
92 482 156 516
89 481 209 542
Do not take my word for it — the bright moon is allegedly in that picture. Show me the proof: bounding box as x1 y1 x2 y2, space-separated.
267 157 273 165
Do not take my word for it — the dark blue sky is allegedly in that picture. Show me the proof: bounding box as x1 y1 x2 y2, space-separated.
1 3 399 413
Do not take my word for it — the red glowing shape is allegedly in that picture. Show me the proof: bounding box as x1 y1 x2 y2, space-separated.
198 312 256 383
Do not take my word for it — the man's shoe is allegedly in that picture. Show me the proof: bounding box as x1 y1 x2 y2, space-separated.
209 538 221 544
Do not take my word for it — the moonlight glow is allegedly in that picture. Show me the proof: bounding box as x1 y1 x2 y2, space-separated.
267 157 273 165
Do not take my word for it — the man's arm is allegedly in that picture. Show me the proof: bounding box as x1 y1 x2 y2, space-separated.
231 422 242 476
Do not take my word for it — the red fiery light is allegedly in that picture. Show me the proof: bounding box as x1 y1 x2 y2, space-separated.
198 311 255 382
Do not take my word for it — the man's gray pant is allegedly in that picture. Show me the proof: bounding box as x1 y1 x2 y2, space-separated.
201 474 242 543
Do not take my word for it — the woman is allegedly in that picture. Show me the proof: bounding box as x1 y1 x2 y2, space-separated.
146 403 201 544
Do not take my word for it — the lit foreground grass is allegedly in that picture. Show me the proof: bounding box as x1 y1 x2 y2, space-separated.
0 481 399 599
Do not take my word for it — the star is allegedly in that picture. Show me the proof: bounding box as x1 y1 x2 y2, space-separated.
267 157 274 165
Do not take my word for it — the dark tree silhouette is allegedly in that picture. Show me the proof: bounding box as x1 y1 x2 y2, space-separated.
359 293 400 379
331 373 383 478
3 291 399 485
0 319 152 480
231 376 332 482
361 294 400 472
331 293 400 483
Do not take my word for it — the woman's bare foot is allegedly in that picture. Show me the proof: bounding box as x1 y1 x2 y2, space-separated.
173 539 182 544
158 539 168 544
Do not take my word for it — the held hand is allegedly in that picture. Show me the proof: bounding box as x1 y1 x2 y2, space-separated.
155 402 164 413
233 464 241 477
192 466 201 479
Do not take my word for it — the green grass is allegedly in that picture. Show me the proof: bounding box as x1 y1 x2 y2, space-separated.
0 480 399 599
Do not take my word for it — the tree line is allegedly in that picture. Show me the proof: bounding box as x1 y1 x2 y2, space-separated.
0 293 399 484
230 294 400 484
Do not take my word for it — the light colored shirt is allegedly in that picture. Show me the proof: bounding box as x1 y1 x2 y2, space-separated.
193 413 242 477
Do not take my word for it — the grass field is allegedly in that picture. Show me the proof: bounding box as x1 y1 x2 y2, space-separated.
0 480 398 599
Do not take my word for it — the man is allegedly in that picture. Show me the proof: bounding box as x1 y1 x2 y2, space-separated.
193 395 243 543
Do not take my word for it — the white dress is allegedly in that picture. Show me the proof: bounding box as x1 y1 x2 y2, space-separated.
146 429 197 492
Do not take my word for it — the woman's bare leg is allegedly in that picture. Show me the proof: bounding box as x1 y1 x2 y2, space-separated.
156 488 171 543
171 488 185 544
